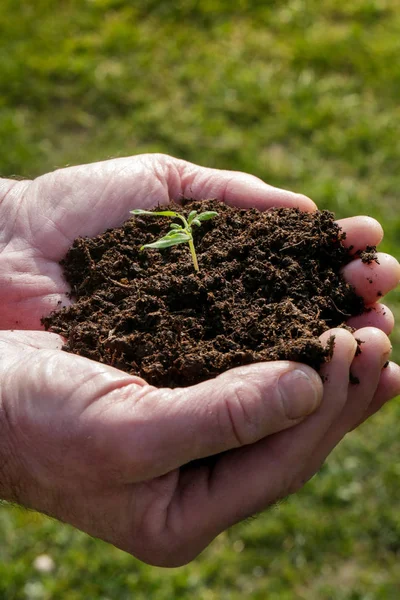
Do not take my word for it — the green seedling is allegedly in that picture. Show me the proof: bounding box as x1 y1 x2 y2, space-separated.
130 208 218 271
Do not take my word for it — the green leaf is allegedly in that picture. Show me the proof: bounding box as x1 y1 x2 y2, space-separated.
130 209 153 215
141 239 178 249
197 211 219 221
187 210 198 224
166 231 191 240
161 229 190 239
170 223 182 230
191 218 201 227
151 210 181 218
131 209 180 218
141 234 190 250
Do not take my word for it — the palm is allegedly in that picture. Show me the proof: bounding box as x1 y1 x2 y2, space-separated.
0 156 175 328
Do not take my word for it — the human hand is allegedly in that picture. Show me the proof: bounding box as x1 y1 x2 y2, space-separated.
0 154 399 566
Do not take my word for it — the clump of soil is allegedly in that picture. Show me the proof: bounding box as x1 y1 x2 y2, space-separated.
42 200 371 387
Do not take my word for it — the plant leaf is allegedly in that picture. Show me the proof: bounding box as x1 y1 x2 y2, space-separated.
141 234 190 250
131 209 180 218
130 209 153 215
191 218 201 227
151 210 181 218
163 230 190 239
166 231 191 240
170 223 182 230
187 210 198 224
197 211 219 221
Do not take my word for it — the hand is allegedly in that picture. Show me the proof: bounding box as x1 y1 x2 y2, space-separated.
0 154 399 566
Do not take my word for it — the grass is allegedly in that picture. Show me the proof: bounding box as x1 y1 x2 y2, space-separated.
1 0 400 597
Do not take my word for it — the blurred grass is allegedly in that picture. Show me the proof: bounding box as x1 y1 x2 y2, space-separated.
1 0 400 598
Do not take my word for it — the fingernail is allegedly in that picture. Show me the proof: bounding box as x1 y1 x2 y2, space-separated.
279 368 322 419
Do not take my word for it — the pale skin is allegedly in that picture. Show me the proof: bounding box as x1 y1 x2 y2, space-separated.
0 154 400 567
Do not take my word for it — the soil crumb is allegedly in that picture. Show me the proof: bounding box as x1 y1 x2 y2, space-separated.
42 201 371 387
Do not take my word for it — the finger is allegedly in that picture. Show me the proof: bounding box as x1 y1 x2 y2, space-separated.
295 327 391 483
346 303 394 335
0 331 146 414
174 156 317 211
0 330 65 350
97 361 323 481
335 216 383 253
342 252 400 304
176 329 356 538
351 361 400 430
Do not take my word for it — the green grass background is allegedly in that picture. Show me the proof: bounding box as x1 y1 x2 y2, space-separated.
1 0 400 597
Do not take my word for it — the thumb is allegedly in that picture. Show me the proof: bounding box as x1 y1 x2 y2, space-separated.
0 330 323 485
107 361 324 479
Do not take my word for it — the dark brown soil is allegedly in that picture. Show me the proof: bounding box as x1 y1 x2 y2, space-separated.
42 200 371 388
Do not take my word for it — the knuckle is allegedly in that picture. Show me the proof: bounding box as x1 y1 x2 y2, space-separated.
263 443 302 501
150 539 193 568
134 540 193 568
220 380 262 447
273 474 298 503
287 473 308 496
132 520 197 568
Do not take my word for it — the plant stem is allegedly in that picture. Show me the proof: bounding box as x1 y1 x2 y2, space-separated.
179 215 199 271
188 237 199 271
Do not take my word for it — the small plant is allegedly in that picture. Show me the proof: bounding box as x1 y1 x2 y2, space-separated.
130 208 218 271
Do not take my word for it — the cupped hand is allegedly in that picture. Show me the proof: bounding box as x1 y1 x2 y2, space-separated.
0 154 399 566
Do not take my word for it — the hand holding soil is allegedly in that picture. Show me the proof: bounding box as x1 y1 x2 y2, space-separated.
0 153 399 566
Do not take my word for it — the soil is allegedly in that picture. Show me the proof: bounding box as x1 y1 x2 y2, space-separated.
42 200 374 388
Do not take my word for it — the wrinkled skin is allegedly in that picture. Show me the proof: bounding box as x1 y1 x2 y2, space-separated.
0 154 399 567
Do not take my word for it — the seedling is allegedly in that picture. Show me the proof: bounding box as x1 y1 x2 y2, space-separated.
130 208 218 271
